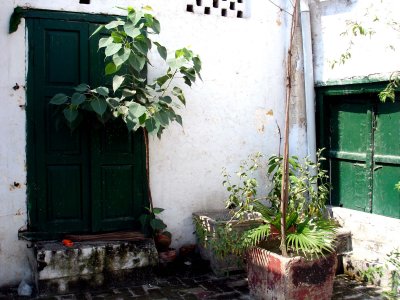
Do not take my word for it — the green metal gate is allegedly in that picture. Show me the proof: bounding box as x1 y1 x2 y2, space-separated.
26 11 148 235
318 85 400 219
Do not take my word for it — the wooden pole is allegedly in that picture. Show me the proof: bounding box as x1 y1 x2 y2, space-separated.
280 0 299 257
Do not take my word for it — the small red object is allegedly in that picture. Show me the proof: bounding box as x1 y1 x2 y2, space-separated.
62 239 74 247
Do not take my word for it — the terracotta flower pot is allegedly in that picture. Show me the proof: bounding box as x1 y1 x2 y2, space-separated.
155 233 172 250
159 248 177 264
246 247 337 300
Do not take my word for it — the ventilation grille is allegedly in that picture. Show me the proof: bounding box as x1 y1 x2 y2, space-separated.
186 0 246 18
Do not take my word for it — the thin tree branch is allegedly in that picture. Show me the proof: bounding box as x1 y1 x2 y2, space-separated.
267 0 293 16
142 127 154 211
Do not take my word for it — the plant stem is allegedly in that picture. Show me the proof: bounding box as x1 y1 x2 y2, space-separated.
280 0 299 257
142 127 154 211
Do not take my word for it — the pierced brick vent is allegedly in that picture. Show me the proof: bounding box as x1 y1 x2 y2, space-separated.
186 0 246 18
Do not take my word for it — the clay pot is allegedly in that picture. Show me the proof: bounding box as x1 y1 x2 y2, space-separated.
159 248 177 264
155 233 172 250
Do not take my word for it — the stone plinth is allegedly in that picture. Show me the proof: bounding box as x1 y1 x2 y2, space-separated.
34 239 158 296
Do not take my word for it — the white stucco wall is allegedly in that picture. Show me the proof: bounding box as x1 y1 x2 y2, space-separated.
310 0 400 84
0 0 302 287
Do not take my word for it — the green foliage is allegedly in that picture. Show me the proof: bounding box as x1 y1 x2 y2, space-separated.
222 149 337 257
139 207 167 236
330 19 377 69
9 7 24 34
383 249 400 300
359 264 384 285
50 6 201 138
222 152 265 223
379 72 400 103
208 223 243 259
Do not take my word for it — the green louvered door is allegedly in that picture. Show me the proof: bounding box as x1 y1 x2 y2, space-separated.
26 14 147 235
326 93 400 219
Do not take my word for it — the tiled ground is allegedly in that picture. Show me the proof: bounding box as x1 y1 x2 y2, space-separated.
0 260 385 300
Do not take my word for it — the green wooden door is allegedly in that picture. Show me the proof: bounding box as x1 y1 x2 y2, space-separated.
26 14 147 234
325 93 400 219
372 101 400 218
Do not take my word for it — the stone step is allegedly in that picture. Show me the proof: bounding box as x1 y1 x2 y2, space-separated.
33 239 158 296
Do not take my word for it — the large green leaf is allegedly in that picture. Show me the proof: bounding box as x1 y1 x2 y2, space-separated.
105 20 125 29
74 83 89 92
90 24 104 38
113 48 130 68
105 43 122 57
124 23 141 39
154 42 167 60
125 114 137 132
71 93 86 105
50 93 68 105
152 207 165 214
93 86 109 97
127 11 144 26
128 102 146 118
159 96 172 104
156 74 170 87
193 56 202 73
176 115 183 126
150 218 167 231
145 118 159 134
129 53 146 72
154 111 169 127
98 37 113 49
90 98 107 116
172 87 186 105
112 75 125 92
105 62 118 75
133 37 149 55
63 107 78 123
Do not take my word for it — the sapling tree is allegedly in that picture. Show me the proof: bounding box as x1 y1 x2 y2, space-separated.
50 6 202 139
50 6 202 212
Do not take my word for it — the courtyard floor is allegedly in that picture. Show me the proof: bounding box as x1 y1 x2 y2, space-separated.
0 259 385 300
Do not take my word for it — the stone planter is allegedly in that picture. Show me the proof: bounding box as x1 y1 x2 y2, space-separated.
246 247 337 300
192 210 262 275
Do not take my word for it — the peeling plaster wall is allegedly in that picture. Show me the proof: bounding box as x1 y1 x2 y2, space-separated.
310 0 400 84
0 0 307 287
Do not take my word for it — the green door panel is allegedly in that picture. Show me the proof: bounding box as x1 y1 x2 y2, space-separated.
28 19 90 233
373 165 400 218
372 101 400 218
328 96 372 212
91 121 146 232
26 13 147 235
319 90 400 219
329 99 371 156
374 101 400 161
330 159 369 211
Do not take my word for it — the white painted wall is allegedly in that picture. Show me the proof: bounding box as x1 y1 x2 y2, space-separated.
0 0 302 287
310 0 400 84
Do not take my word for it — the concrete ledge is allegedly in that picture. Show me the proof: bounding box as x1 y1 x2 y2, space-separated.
34 239 158 295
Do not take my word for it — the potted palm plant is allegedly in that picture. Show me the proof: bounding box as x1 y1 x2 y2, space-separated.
228 150 338 300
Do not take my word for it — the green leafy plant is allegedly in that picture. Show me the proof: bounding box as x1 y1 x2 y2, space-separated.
222 152 264 217
359 264 384 285
383 249 400 299
139 207 167 236
225 149 337 258
50 6 201 138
